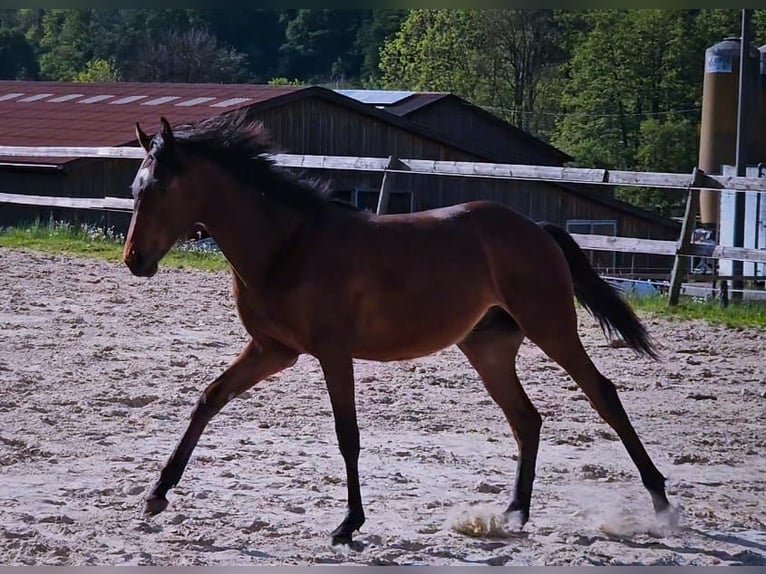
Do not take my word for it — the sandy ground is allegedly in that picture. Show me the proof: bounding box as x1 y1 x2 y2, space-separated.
0 247 764 566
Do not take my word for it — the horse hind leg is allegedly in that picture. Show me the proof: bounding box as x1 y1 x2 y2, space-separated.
512 297 671 517
458 308 541 526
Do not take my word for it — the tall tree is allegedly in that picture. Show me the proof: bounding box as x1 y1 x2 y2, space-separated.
551 10 703 214
0 28 39 79
355 9 408 86
38 9 94 80
379 9 565 135
130 28 250 83
200 9 288 82
380 10 485 99
477 10 565 133
279 9 371 84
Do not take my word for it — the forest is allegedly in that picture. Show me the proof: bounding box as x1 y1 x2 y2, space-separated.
1 9 765 216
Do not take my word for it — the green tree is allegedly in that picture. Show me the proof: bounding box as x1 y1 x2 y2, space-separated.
355 9 408 85
0 28 39 79
38 9 94 80
200 9 288 83
131 28 249 83
267 76 302 86
550 9 766 215
73 58 121 82
380 10 484 99
379 10 565 135
477 10 565 133
279 9 371 84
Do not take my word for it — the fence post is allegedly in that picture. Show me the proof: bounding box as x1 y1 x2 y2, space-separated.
668 167 704 306
376 156 396 215
375 156 409 215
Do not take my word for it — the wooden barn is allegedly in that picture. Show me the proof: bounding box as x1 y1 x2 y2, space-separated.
0 81 679 274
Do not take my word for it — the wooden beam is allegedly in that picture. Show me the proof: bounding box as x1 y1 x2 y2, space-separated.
0 192 133 211
0 145 145 160
570 233 677 256
3 146 766 192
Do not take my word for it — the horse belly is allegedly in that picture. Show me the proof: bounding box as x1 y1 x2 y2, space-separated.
351 291 493 361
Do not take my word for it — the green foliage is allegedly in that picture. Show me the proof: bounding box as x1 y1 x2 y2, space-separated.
280 9 371 84
267 76 302 86
615 117 699 216
379 9 565 134
355 9 408 85
73 58 121 82
130 28 250 83
38 9 93 80
0 27 38 79
380 10 484 98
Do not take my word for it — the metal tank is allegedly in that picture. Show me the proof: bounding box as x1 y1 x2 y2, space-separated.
697 36 758 230
759 44 766 163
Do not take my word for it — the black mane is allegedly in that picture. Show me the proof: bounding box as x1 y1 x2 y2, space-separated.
153 112 363 215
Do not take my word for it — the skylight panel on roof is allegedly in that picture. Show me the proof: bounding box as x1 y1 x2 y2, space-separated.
109 95 147 105
210 97 252 108
141 96 181 106
18 93 55 102
0 93 24 102
335 89 414 105
77 94 115 104
48 94 85 103
176 97 216 107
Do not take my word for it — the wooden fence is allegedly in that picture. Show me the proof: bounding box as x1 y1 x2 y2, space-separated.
2 145 766 304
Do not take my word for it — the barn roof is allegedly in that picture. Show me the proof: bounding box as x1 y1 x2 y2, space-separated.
0 80 523 166
0 81 305 164
335 89 573 165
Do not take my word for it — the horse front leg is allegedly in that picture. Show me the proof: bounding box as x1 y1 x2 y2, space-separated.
144 339 298 516
318 353 365 545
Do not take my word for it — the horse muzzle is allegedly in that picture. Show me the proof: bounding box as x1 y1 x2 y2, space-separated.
123 246 159 278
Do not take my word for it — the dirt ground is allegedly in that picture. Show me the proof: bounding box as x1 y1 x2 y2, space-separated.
0 247 764 566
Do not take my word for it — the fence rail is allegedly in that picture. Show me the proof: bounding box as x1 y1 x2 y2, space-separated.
3 145 766 192
2 145 766 295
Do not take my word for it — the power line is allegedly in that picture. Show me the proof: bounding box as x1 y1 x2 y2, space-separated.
480 105 701 119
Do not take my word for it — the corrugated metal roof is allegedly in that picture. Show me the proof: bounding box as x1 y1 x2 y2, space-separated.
0 81 304 164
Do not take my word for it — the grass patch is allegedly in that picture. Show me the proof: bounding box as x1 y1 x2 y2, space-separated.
0 220 230 273
627 293 766 329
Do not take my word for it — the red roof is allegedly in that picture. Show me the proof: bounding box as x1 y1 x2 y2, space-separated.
0 81 304 164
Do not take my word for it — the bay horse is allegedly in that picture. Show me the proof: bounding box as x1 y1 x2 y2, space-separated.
122 113 672 545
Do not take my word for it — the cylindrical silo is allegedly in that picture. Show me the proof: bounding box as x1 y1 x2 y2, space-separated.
698 37 743 229
758 43 766 163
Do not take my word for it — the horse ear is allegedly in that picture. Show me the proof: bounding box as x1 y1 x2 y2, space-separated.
160 117 174 145
135 122 152 152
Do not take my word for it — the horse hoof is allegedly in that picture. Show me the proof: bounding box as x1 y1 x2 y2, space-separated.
144 494 169 516
504 509 527 531
331 532 353 546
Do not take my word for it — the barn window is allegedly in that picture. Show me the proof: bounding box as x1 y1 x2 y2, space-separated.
565 219 617 272
353 188 413 214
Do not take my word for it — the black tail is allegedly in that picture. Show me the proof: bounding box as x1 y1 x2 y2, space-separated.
541 223 659 360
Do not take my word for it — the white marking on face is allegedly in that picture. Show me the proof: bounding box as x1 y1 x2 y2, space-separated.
137 166 151 188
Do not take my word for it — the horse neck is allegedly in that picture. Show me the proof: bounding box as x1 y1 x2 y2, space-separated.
196 168 304 286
